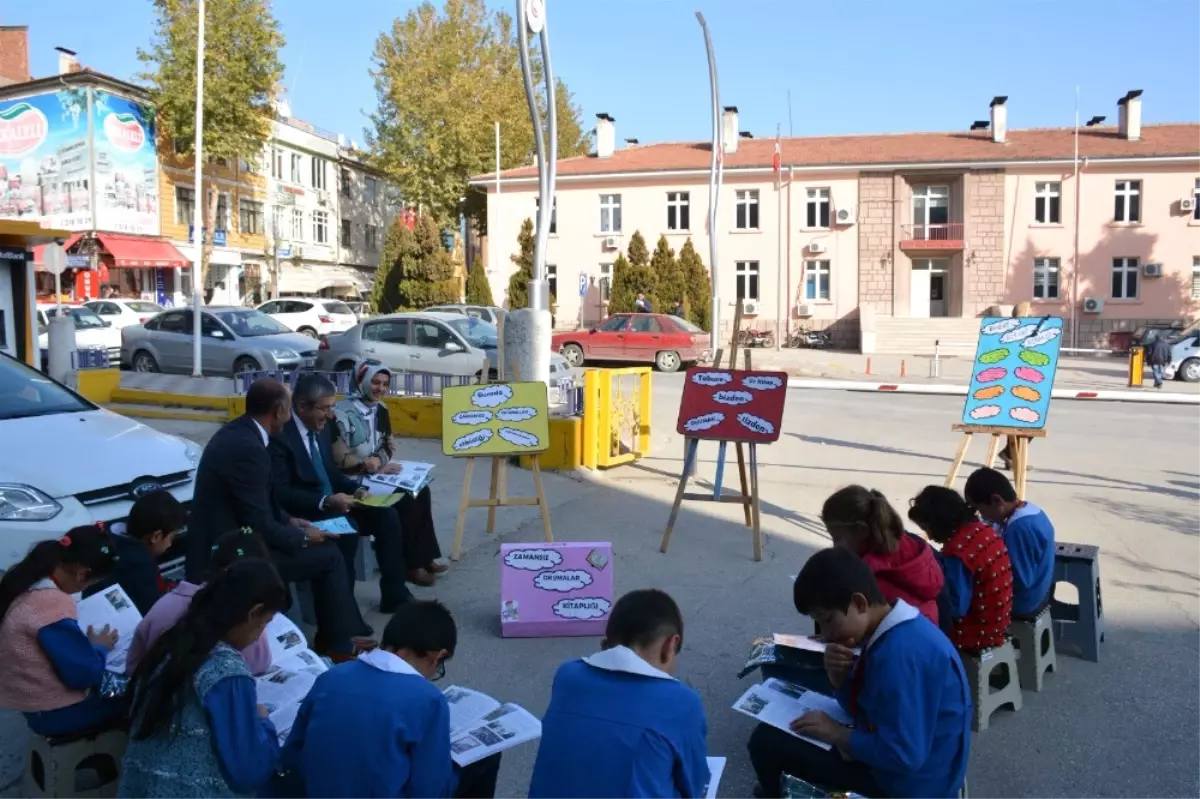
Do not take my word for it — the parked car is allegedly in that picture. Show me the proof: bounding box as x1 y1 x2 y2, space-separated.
552 313 711 372
122 307 320 376
344 301 372 320
0 351 199 572
37 304 122 366
257 297 358 338
84 299 167 329
424 303 506 325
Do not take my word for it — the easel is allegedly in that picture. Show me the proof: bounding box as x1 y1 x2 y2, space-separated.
660 303 764 561
450 319 553 561
944 424 1046 500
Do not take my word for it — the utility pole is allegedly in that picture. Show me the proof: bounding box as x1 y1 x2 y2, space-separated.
697 12 722 352
189 0 206 377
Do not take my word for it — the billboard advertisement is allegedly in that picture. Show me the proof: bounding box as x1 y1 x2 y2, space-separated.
0 89 92 230
93 91 160 236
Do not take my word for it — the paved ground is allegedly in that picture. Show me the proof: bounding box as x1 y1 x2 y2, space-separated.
2 384 1197 797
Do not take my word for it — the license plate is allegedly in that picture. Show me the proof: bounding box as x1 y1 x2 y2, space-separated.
302 358 316 368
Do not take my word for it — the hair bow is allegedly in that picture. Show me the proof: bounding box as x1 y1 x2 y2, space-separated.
58 536 72 548
240 526 254 536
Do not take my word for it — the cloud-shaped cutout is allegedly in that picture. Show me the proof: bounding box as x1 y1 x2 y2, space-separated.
713 390 753 406
498 427 540 448
999 324 1039 344
504 548 563 571
982 318 1022 336
691 371 732 387
552 596 611 620
453 428 494 451
742 374 783 391
533 569 594 592
471 385 514 408
452 410 493 426
683 411 724 432
737 412 775 436
1021 327 1061 349
497 406 538 422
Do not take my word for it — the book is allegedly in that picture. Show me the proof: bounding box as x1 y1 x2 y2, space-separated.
357 492 403 508
738 635 860 679
705 756 726 799
731 678 854 751
312 516 356 535
442 685 542 766
77 584 143 674
258 614 328 743
362 461 435 497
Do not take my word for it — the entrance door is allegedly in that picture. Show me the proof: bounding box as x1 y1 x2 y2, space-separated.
910 259 950 318
930 272 947 317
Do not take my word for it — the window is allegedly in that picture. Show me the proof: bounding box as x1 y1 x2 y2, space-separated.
547 265 558 298
271 205 285 239
175 186 194 225
365 177 378 204
667 191 690 231
1192 256 1200 299
341 218 352 246
340 167 352 197
311 157 327 191
1114 180 1141 223
1034 182 1061 224
912 185 950 235
312 210 329 244
365 224 378 250
1112 257 1139 299
156 311 188 334
735 261 759 300
271 148 284 180
1193 179 1200 221
412 321 454 349
238 156 257 173
290 152 304 184
599 194 622 233
803 259 831 301
630 316 661 333
207 191 230 231
239 199 264 235
534 197 558 235
599 263 613 300
363 319 408 344
173 137 190 155
805 188 830 228
291 208 304 240
735 190 760 230
1033 257 1060 300
598 315 629 332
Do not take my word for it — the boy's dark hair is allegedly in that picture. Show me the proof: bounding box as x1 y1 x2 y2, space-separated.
821 485 905 554
793 547 886 615
604 589 684 649
207 528 271 579
964 467 1017 504
382 600 457 658
245 378 289 417
126 490 188 541
907 485 975 544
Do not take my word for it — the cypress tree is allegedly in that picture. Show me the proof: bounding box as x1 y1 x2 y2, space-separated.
678 238 712 330
465 259 494 305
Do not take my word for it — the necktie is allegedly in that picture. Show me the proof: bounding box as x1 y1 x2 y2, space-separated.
307 430 333 496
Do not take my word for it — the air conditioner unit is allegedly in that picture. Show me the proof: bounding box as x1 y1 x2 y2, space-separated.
795 303 813 318
317 190 330 206
1181 197 1196 212
603 236 620 249
1143 262 1164 277
741 299 759 316
807 240 827 254
834 206 857 225
1082 296 1104 314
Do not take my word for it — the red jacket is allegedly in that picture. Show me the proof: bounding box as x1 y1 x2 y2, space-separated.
860 532 943 626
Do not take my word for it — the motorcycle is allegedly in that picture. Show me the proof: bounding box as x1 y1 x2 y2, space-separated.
736 328 775 348
788 327 831 349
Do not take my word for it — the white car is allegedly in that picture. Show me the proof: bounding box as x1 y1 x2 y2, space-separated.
84 299 167 329
37 304 123 365
0 352 200 572
257 297 358 339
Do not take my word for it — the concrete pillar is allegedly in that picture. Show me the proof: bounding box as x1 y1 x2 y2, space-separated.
502 308 552 385
46 315 75 383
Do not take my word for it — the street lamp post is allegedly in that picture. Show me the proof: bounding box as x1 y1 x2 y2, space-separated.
696 12 722 353
190 0 206 377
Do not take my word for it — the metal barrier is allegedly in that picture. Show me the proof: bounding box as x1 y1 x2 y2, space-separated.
72 348 112 370
582 366 652 469
235 368 477 398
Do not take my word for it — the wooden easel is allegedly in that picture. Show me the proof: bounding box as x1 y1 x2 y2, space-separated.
450 324 553 561
660 303 764 561
944 424 1046 500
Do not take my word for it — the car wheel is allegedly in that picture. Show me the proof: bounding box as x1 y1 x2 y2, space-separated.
132 351 159 373
298 327 319 338
655 351 682 373
234 356 262 375
1179 357 1200 383
561 343 585 367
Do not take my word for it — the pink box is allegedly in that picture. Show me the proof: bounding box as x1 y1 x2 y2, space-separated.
500 542 614 638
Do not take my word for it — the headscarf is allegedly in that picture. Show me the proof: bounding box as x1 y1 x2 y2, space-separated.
351 358 391 405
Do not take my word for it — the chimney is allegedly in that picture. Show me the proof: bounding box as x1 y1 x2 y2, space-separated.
624 138 639 147
722 106 738 154
1118 90 1143 141
595 113 615 158
55 47 80 75
989 96 1008 144
739 131 753 139
0 26 30 87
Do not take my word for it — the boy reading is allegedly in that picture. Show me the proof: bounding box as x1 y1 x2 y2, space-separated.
86 490 187 615
748 547 970 799
529 589 710 799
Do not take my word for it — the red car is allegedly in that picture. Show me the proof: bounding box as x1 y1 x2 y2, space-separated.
552 313 711 372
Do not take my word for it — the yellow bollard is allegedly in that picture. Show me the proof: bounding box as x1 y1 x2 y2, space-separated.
1128 346 1145 388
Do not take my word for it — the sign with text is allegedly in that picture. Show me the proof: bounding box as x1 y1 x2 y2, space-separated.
962 316 1063 430
676 367 789 443
442 382 550 457
500 542 613 638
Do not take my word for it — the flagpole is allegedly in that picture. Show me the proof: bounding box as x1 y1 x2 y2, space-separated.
1070 85 1080 349
697 12 722 353
774 123 782 351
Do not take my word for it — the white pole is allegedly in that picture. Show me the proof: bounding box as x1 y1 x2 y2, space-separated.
1070 85 1080 350
493 121 500 276
775 124 782 351
190 0 206 377
697 12 722 352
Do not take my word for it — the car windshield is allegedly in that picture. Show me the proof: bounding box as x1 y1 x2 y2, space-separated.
446 317 498 348
322 301 353 315
212 309 291 337
672 317 703 333
127 302 164 314
53 307 106 329
0 354 94 420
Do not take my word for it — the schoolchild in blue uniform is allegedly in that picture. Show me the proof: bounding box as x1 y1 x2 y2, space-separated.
748 547 971 799
529 589 711 799
85 490 188 615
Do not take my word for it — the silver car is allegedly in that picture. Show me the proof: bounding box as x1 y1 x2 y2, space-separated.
424 304 505 325
121 307 320 376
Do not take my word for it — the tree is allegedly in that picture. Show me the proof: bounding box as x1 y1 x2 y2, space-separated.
139 0 284 293
650 235 683 312
505 218 556 310
627 230 650 268
371 215 459 311
678 238 712 330
553 78 590 158
464 258 494 305
607 253 635 314
372 217 419 313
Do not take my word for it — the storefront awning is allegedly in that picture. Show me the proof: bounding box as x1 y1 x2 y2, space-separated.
31 233 85 267
278 265 319 295
96 233 188 268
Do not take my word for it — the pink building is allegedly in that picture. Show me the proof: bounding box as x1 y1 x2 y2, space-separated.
471 94 1199 353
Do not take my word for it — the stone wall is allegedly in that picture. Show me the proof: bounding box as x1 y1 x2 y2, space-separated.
1071 315 1191 350
965 169 1007 313
857 174 896 314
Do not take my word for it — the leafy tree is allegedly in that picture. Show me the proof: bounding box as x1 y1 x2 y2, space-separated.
678 238 712 330
465 258 494 305
139 0 284 292
553 78 589 158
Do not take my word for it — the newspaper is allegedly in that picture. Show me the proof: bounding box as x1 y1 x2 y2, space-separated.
731 678 854 751
77 585 143 673
705 756 725 799
258 614 327 743
443 685 541 766
363 462 435 497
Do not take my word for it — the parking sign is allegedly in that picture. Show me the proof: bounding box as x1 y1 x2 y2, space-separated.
578 273 588 297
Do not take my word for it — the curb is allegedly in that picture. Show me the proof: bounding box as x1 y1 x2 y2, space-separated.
785 378 1200 404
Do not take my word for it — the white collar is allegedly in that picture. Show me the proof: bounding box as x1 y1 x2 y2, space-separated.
358 647 423 677
582 645 676 681
1004 502 1042 528
293 414 312 441
863 599 920 653
251 419 270 447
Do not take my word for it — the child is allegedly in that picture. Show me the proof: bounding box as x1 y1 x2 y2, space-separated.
127 528 274 675
908 485 1014 652
529 589 710 799
121 559 287 798
0 527 123 736
89 490 188 615
963 467 1055 618
748 547 970 799
275 600 501 799
821 485 943 625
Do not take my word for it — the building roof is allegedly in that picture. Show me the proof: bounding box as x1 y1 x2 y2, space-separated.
471 123 1200 184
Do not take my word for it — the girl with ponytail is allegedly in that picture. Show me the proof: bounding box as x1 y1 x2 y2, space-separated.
0 526 124 735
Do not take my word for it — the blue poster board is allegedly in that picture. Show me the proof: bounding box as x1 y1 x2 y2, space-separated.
961 317 1064 430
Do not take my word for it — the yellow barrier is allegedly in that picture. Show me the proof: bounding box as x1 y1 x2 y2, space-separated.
1128 346 1145 388
76 368 120 404
585 366 652 469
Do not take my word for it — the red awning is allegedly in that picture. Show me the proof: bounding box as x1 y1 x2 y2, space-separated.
31 233 85 267
96 233 189 268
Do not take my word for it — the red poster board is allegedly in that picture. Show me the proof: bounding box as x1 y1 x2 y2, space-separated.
675 367 789 443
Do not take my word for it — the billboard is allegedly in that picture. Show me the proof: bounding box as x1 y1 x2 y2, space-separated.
93 91 160 236
0 89 92 230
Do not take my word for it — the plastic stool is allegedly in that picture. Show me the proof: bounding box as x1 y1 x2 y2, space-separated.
1050 542 1105 662
25 727 127 798
962 639 1022 732
1009 606 1057 691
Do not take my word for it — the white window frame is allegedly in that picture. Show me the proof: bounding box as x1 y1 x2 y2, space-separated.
270 148 284 180
311 157 327 191
803 259 831 301
1034 182 1061 224
535 196 557 235
547 264 558 298
340 218 352 248
1114 180 1141 223
1111 256 1139 299
599 262 613 301
312 209 329 244
735 260 760 300
912 184 950 234
805 188 831 229
205 189 231 231
1033 257 1060 300
289 152 304 185
291 208 305 241
1192 255 1200 300
735 189 760 230
271 206 285 240
666 191 690 231
599 194 622 233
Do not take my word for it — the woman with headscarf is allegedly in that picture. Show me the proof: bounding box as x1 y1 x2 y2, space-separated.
332 359 447 587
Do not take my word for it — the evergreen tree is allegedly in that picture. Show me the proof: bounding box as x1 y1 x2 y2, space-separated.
464 258 494 305
394 215 461 309
650 235 683 313
372 217 419 313
506 218 535 309
678 238 712 330
627 230 650 268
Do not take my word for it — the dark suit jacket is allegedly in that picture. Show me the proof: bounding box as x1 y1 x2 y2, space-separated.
186 415 305 581
269 417 360 520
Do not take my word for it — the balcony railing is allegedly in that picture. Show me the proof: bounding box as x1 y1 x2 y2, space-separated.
902 222 964 241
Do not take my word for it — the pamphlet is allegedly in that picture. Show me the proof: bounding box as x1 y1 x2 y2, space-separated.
705 756 726 799
258 614 328 742
773 633 860 657
363 462 435 497
731 678 854 751
738 635 860 679
781 773 866 798
443 685 542 766
77 585 143 673
312 516 356 535
358 493 403 508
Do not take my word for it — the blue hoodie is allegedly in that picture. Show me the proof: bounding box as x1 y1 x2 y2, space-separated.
529 646 710 798
1000 502 1056 615
839 600 971 799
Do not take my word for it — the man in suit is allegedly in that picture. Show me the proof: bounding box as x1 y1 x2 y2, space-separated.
269 373 414 613
187 378 366 655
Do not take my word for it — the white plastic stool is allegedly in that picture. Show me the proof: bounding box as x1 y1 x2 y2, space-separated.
24 727 127 798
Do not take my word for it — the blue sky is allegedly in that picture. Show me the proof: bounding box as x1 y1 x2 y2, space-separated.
18 0 1200 146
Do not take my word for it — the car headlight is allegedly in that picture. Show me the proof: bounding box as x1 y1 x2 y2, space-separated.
269 348 299 359
0 484 62 522
183 440 202 466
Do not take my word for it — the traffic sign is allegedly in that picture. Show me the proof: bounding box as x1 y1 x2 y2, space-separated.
43 243 67 276
524 0 545 33
578 273 588 297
